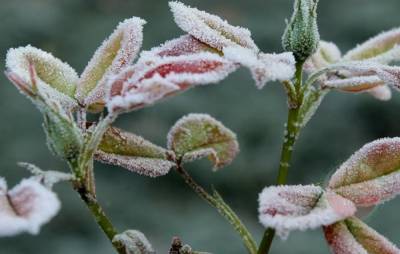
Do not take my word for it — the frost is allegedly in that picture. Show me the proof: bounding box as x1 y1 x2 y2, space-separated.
323 217 400 254
18 162 73 188
112 230 155 254
167 113 239 170
258 185 356 239
304 41 342 72
106 52 237 113
223 46 295 89
344 27 400 64
368 85 392 101
5 45 78 110
323 76 383 92
77 17 146 109
329 137 400 207
169 1 258 52
0 178 60 237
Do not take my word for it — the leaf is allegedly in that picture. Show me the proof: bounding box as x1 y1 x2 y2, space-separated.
298 86 328 127
77 17 146 110
343 27 400 64
106 52 237 113
167 114 239 170
95 126 174 177
323 76 384 92
0 178 60 237
223 46 295 89
323 217 400 254
112 230 155 254
328 137 400 207
368 85 392 101
169 1 258 52
258 185 356 239
5 45 78 109
304 41 342 72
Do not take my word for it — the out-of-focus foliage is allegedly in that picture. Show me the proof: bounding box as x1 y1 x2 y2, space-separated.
1 0 400 253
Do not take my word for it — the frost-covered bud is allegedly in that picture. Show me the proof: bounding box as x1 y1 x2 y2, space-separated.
112 230 155 254
282 0 320 62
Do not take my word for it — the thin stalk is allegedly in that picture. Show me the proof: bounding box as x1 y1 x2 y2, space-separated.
257 61 304 254
176 164 258 254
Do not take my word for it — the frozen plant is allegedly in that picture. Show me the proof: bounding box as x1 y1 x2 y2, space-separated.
2 1 400 253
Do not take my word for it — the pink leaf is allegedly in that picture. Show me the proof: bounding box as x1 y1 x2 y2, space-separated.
324 217 400 254
258 185 356 239
329 138 400 207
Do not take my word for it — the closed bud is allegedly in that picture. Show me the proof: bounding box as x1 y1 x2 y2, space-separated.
282 0 320 62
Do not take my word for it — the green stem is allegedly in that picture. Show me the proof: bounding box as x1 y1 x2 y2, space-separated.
257 61 304 254
176 164 258 254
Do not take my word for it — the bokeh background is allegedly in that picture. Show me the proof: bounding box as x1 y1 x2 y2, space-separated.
1 0 400 253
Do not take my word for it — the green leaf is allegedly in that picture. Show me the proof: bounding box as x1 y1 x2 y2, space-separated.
167 114 239 170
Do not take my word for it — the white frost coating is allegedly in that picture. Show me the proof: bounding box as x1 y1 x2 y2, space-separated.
18 162 73 188
343 27 400 64
324 221 368 254
77 17 146 106
368 85 392 101
5 45 78 110
258 185 356 239
304 41 342 73
0 178 60 237
113 230 155 254
107 52 237 112
223 46 295 89
323 76 383 91
169 1 258 52
95 151 174 177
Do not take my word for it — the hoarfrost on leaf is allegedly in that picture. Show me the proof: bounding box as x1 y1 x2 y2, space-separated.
304 41 342 72
258 185 356 239
0 178 60 237
169 1 259 52
112 230 155 254
17 162 73 188
167 113 239 170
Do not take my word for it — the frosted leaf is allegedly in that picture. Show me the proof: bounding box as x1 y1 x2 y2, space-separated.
323 76 384 92
95 126 174 177
5 45 78 109
77 17 146 109
344 27 400 64
329 138 400 207
18 162 73 188
139 35 215 59
304 41 342 73
258 185 356 239
169 1 258 52
323 217 400 254
223 46 295 89
167 114 239 170
0 178 60 237
107 52 237 113
368 85 392 101
112 230 155 254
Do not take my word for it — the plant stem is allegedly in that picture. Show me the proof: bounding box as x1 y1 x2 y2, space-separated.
257 61 304 254
176 164 258 254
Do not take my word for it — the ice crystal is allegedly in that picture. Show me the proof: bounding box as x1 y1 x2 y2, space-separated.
112 230 155 254
223 46 295 89
328 137 400 207
167 113 239 170
106 52 237 113
169 1 258 52
324 217 400 254
77 17 146 110
258 185 356 239
0 178 60 237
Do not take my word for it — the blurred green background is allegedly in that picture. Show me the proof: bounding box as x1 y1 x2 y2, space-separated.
1 0 400 253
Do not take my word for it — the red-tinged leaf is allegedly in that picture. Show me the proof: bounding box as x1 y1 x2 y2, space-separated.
77 17 146 109
329 138 400 207
324 217 400 254
106 52 237 113
258 185 356 239
169 1 258 52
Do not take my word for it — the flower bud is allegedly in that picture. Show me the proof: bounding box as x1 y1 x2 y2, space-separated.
282 0 320 62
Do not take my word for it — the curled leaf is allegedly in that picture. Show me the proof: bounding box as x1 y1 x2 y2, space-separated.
17 162 73 188
368 85 392 101
344 27 400 64
167 114 239 169
113 230 155 254
329 137 400 207
77 17 146 110
0 178 60 237
323 217 400 254
323 76 384 92
96 126 174 177
305 41 342 72
5 45 78 109
223 46 295 89
258 185 356 239
169 1 258 52
106 52 237 113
